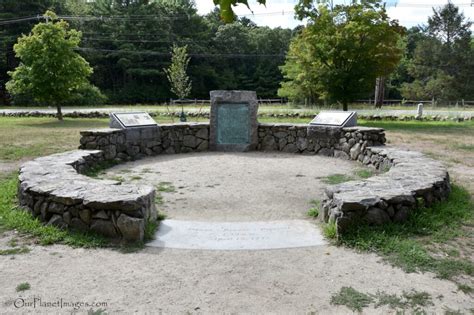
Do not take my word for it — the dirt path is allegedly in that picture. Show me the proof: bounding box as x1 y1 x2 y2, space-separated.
0 161 19 179
1 241 472 314
103 152 357 221
1 152 473 313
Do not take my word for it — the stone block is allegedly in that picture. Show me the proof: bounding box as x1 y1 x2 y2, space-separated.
79 209 92 225
283 143 298 153
117 214 145 242
364 207 390 225
393 206 410 223
260 135 276 151
296 137 308 151
334 150 350 160
70 218 88 231
350 143 361 160
90 220 118 238
47 214 67 229
183 135 198 148
195 128 209 140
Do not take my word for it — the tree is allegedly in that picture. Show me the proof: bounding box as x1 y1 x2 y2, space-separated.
278 36 319 104
164 45 192 100
164 44 192 121
400 3 473 102
6 11 97 120
427 2 472 46
279 3 404 110
0 0 66 104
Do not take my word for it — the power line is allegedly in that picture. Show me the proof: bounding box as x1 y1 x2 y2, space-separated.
0 10 296 25
80 32 207 37
1 2 472 26
76 47 285 58
0 16 41 25
82 37 212 43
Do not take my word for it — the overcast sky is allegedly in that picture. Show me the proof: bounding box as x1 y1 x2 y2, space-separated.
195 0 474 30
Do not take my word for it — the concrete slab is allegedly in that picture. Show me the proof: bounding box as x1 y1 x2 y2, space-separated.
147 219 326 250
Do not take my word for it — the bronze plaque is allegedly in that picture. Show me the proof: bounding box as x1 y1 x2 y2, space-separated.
216 103 250 145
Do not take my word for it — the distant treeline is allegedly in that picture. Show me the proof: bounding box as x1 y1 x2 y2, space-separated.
0 0 473 106
0 0 294 105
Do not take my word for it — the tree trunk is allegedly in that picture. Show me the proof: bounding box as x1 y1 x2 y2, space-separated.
56 105 63 121
343 100 348 111
374 76 385 109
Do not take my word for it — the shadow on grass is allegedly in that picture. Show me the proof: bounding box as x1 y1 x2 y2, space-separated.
337 185 473 280
359 120 474 134
17 118 109 129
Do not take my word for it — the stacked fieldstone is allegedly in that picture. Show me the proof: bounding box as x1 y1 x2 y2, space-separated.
257 124 386 157
79 123 209 160
18 150 156 242
321 147 450 233
80 123 386 161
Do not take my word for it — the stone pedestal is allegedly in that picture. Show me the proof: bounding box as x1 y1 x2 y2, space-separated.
209 90 259 152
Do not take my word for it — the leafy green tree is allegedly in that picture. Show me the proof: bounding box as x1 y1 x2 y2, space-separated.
427 2 471 46
385 27 428 99
6 11 98 120
400 3 473 102
279 3 403 110
278 36 319 104
0 0 67 104
164 45 192 100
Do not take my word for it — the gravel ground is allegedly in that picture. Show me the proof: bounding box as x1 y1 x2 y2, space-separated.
1 242 472 314
102 152 357 221
0 152 472 314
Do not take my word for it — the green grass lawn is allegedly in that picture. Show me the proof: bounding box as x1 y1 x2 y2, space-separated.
328 185 474 293
0 118 108 160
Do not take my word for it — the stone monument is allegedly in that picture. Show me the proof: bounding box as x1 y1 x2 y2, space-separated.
416 103 423 119
209 90 259 151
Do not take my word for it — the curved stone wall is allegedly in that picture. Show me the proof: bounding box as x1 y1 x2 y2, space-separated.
18 122 450 241
78 123 386 160
18 150 157 242
321 147 450 233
